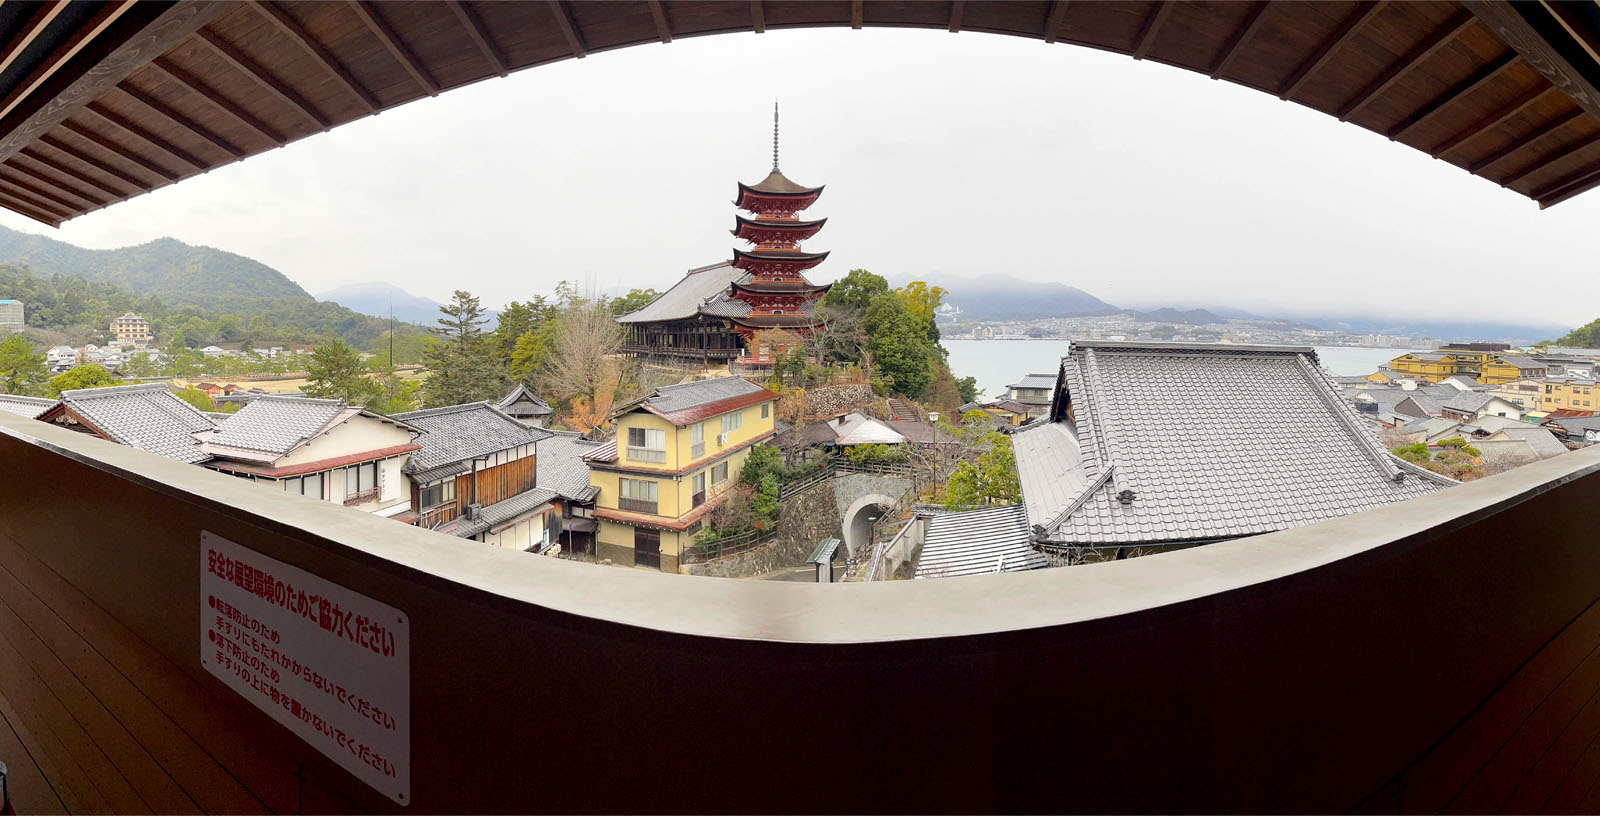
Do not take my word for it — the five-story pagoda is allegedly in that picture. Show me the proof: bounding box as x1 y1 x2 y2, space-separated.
615 104 831 366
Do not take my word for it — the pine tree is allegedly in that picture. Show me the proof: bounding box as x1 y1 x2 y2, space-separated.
305 336 380 406
0 335 47 396
422 290 503 407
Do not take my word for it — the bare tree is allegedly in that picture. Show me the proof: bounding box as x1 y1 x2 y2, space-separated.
546 301 624 428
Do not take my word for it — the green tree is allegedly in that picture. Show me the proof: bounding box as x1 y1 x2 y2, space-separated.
0 335 48 395
865 293 937 398
752 473 780 526
165 328 187 356
305 336 380 406
1557 318 1600 348
608 288 660 316
422 290 502 407
172 386 215 412
820 268 889 312
944 434 1021 507
494 298 550 363
50 364 119 396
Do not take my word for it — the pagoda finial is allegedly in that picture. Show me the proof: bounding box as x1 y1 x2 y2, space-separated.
772 100 780 173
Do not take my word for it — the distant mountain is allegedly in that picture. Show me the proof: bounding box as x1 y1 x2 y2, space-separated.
1127 307 1226 325
0 224 309 310
317 282 447 326
1261 315 1566 346
891 273 1118 320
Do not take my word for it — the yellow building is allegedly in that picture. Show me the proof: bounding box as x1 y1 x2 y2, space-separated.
1480 355 1548 385
1539 379 1599 413
583 377 777 572
1386 352 1470 382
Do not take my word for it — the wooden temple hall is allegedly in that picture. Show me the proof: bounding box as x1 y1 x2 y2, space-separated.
616 103 831 367
11 3 1600 815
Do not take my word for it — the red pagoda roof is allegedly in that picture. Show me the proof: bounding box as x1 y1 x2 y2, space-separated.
731 214 827 243
731 280 831 297
731 248 830 273
726 314 825 330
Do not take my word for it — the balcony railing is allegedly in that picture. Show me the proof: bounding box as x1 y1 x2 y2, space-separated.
343 486 379 506
618 497 658 515
5 411 1600 813
691 441 704 459
627 447 665 464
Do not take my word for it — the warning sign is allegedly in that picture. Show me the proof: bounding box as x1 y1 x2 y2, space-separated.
200 531 410 805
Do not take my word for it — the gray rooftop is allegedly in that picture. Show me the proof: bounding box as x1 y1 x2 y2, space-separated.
1017 343 1453 548
496 384 553 417
1007 374 1057 391
208 395 345 456
452 487 559 539
394 402 550 474
614 262 746 323
1489 425 1568 459
636 376 767 417
58 383 215 464
1012 421 1087 533
536 430 604 502
0 394 55 419
914 504 1048 579
1441 392 1494 414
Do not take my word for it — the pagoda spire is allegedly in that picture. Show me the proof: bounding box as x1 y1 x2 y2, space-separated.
772 100 780 172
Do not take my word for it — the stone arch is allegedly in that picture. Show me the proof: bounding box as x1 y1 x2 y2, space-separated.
841 493 899 559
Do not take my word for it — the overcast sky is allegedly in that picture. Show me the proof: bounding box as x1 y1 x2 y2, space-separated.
0 27 1594 327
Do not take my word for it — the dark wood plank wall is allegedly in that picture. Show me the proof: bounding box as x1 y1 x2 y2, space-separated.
0 1 1599 224
453 454 537 512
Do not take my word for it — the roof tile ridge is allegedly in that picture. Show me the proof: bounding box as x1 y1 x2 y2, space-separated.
63 382 168 399
1079 347 1122 495
1296 354 1403 483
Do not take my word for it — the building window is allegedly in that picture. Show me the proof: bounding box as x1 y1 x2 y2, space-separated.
420 480 455 509
692 472 706 508
712 462 728 485
761 403 769 419
626 426 666 463
618 478 659 514
691 422 705 460
721 412 742 434
283 472 324 499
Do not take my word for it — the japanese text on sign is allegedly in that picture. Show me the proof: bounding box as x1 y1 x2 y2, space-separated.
200 532 410 805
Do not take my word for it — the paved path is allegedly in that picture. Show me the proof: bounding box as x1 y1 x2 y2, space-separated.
757 566 816 582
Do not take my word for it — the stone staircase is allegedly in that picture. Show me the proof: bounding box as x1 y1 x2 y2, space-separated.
886 398 920 422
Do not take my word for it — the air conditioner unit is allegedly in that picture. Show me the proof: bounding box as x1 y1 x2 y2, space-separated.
465 503 483 520
716 432 728 446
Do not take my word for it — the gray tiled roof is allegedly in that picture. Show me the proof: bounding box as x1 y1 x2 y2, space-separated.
0 394 55 419
496 384 552 417
1008 374 1057 390
1020 342 1453 548
59 383 215 464
394 402 550 473
209 395 345 456
614 262 747 323
452 487 558 539
536 431 603 501
638 376 767 416
1441 392 1493 414
915 504 1048 578
411 461 469 485
1490 425 1568 459
1012 420 1087 530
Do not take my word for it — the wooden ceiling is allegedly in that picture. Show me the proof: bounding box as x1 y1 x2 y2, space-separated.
0 0 1599 227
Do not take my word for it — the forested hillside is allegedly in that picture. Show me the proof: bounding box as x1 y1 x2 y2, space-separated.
0 225 310 310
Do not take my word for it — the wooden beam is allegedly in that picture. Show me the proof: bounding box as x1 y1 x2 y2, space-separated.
80 102 204 171
18 145 135 197
750 0 765 33
443 1 506 76
1210 2 1270 79
3 159 108 207
1430 82 1552 158
1337 10 1474 121
948 0 964 34
647 0 673 43
0 1 139 125
1463 1 1600 123
548 0 587 58
249 1 377 114
0 1 73 79
114 81 243 158
850 0 863 30
348 1 438 94
144 58 284 144
1533 154 1600 200
0 180 70 219
1388 51 1519 141
1131 2 1174 61
0 168 92 212
193 28 330 129
1468 108 1583 172
1538 161 1600 208
1279 2 1386 101
35 134 153 191
1503 130 1600 186
0 187 62 225
1043 1 1070 44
